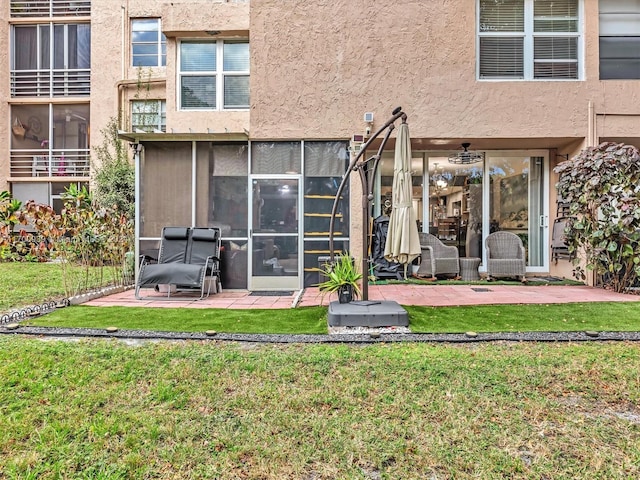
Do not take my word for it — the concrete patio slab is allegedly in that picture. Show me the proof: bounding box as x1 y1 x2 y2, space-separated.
81 284 640 309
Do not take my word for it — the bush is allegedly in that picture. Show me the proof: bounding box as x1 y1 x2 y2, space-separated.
554 142 640 292
0 188 133 296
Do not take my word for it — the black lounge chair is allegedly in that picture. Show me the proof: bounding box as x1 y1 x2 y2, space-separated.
135 226 221 300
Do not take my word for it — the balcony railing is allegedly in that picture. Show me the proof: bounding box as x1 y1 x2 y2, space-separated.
11 69 91 97
10 0 91 17
10 149 91 178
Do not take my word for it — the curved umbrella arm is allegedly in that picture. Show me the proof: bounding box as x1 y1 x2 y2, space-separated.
328 107 406 260
328 107 407 301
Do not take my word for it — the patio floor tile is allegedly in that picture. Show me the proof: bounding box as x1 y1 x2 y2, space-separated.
82 284 640 309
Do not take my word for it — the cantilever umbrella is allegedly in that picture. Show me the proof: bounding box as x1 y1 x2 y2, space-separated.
384 121 421 277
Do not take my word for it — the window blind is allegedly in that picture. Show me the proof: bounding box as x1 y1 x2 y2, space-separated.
223 42 249 72
599 0 640 79
479 0 580 79
181 77 216 109
180 42 216 72
224 76 250 109
479 0 524 32
479 37 524 78
534 0 578 32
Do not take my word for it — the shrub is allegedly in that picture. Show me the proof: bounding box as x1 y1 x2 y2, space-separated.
554 142 640 293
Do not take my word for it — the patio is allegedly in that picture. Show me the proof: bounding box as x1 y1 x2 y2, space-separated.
83 283 640 309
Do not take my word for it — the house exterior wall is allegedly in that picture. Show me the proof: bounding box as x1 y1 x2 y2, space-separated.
91 0 251 152
2 0 640 288
0 6 10 193
250 0 638 146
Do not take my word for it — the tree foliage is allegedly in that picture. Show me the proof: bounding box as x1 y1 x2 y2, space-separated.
92 116 135 219
554 142 640 292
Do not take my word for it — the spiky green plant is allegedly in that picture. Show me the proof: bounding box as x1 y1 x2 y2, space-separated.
317 253 363 299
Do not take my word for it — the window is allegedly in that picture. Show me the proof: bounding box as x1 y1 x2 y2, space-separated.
179 40 249 110
132 100 166 132
478 0 580 80
10 104 90 177
599 0 640 79
10 0 91 17
132 19 166 67
11 23 91 96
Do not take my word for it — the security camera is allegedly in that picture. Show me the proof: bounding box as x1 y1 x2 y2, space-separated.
365 126 371 136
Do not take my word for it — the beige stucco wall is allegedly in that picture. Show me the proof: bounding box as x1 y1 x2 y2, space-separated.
0 5 10 192
3 0 640 285
92 0 251 147
249 0 639 150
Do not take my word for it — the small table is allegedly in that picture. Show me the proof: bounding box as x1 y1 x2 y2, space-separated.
459 257 481 281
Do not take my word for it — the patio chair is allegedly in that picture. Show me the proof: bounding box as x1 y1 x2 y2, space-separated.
135 227 221 300
416 232 460 279
188 227 222 294
551 217 572 263
485 231 526 282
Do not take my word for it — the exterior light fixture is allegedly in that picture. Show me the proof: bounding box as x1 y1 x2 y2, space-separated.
448 142 484 164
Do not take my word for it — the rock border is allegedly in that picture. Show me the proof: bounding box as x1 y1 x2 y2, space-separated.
2 324 640 345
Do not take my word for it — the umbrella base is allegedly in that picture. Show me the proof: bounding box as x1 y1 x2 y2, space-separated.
327 300 408 327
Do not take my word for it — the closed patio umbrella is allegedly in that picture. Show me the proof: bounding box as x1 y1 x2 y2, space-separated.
384 121 421 276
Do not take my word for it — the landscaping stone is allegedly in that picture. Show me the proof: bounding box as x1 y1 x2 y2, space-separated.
2 326 640 345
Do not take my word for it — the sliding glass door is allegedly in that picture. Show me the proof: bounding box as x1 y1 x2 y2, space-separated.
423 151 549 270
486 153 548 269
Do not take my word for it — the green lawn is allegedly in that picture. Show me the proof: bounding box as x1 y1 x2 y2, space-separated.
1 338 638 479
21 301 640 334
0 262 122 311
5 262 640 334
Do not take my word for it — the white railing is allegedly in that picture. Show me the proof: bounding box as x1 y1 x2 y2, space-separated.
10 0 91 17
10 150 91 178
10 69 91 97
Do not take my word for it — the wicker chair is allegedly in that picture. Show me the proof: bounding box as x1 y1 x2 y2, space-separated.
485 231 526 282
416 233 460 279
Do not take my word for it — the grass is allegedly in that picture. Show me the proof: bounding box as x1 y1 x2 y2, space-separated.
405 302 640 333
26 305 329 335
22 302 640 334
1 337 639 479
5 262 640 334
0 262 121 311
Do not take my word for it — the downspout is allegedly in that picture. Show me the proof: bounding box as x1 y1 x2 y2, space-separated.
121 4 127 122
192 141 197 227
587 100 595 147
133 143 142 281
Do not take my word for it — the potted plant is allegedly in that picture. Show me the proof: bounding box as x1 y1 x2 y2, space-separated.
317 253 362 303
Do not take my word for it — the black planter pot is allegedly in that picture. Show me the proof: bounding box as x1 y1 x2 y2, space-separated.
338 284 354 304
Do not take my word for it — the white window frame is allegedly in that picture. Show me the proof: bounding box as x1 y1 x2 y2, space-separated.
131 100 166 132
477 0 583 81
131 18 166 68
178 39 250 111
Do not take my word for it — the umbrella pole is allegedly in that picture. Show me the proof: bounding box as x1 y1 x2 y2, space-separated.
358 166 370 301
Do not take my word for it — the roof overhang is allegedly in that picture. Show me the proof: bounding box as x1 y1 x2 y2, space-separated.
117 130 249 143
